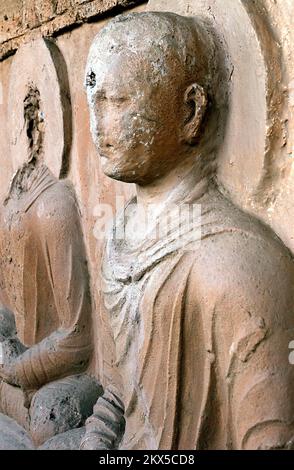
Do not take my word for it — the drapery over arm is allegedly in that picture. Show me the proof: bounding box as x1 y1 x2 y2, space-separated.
211 243 294 450
228 326 294 450
80 297 125 450
190 227 294 450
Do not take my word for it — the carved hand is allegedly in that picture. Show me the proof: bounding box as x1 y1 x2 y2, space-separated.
80 388 125 450
80 435 113 450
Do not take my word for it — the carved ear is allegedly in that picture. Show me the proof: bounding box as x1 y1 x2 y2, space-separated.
183 83 207 145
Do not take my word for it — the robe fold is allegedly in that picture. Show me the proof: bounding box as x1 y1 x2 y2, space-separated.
0 165 93 391
94 168 294 450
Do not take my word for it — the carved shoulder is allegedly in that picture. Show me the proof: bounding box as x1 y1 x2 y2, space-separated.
188 223 294 329
32 181 82 235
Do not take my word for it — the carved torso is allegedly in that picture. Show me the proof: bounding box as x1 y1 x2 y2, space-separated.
0 165 60 344
101 178 294 449
0 164 93 390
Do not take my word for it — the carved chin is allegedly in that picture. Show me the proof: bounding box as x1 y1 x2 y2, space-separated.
103 168 139 183
100 155 154 184
100 159 130 181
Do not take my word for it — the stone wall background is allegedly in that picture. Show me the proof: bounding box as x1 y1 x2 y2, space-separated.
0 0 293 377
254 0 294 258
0 0 146 60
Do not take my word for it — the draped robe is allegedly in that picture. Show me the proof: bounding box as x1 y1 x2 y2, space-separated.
0 164 93 395
92 170 294 450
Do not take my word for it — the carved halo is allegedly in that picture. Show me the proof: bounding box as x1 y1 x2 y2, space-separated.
147 0 283 210
8 38 72 179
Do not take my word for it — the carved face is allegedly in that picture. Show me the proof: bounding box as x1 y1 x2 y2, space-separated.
85 12 214 185
86 52 192 184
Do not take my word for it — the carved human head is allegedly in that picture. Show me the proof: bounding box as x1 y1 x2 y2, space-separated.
85 12 221 185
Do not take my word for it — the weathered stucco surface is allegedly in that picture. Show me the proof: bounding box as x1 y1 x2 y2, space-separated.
0 1 145 381
0 0 146 60
0 0 294 451
147 0 294 253
0 0 294 372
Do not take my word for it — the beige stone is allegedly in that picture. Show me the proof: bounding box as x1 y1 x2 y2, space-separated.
147 0 294 255
8 38 71 179
80 10 294 450
0 0 293 451
0 0 146 60
0 37 102 448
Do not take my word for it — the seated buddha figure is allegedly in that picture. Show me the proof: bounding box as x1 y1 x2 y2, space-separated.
0 84 102 448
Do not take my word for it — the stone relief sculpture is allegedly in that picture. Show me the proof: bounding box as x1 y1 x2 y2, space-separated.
79 12 294 450
0 39 102 448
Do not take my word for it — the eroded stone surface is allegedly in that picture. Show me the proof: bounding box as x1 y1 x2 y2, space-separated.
8 38 71 178
39 427 85 450
0 37 102 448
80 11 294 450
0 413 34 450
0 0 294 451
0 0 147 61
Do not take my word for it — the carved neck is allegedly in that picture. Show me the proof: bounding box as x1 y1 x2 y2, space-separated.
135 156 209 210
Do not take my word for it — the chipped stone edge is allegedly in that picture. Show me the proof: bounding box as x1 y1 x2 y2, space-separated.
0 0 147 62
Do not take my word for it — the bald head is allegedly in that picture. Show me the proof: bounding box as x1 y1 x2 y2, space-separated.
85 12 223 185
86 12 216 92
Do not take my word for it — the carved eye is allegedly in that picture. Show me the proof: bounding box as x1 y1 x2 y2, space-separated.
86 70 96 88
